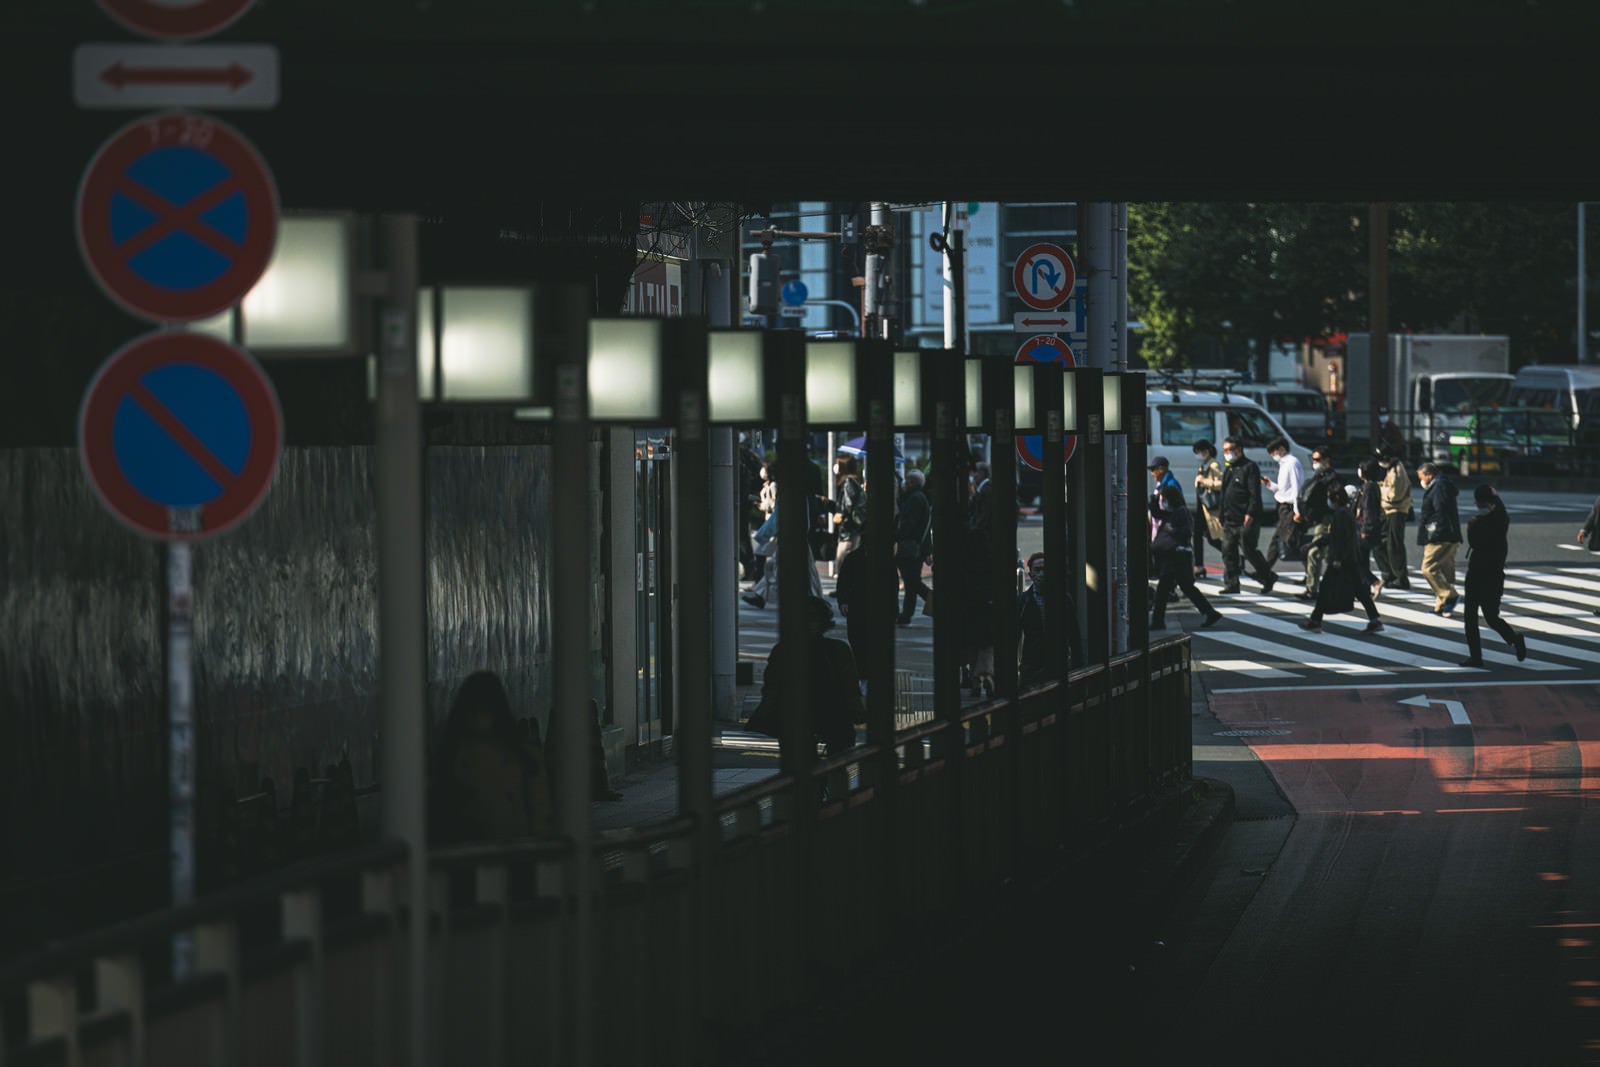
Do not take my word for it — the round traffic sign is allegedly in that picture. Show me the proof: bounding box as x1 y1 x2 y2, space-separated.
781 280 809 306
79 331 283 542
97 0 255 41
1014 334 1078 472
77 111 279 323
1012 242 1076 311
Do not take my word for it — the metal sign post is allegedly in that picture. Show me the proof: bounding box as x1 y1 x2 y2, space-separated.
166 506 199 977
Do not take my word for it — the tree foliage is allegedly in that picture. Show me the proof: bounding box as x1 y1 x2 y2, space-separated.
1129 201 1582 375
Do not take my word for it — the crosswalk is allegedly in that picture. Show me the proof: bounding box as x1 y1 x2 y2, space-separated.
733 563 1600 695
1187 565 1600 683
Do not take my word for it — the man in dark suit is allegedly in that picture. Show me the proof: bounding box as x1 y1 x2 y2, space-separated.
1217 436 1277 595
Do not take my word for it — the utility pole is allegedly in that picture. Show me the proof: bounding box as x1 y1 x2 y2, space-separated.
1580 202 1589 365
862 202 893 341
938 202 968 354
1369 203 1390 440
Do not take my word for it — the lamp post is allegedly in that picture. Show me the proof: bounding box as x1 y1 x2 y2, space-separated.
1581 202 1590 365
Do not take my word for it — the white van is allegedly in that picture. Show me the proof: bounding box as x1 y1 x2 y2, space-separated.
1229 382 1331 443
1144 379 1315 500
1505 363 1600 430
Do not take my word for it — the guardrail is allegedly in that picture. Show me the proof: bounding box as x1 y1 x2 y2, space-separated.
0 636 1190 1066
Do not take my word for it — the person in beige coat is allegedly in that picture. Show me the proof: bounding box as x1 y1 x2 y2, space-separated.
1371 446 1414 595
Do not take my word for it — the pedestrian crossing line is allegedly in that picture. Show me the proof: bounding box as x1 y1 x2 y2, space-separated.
1209 604 1479 673
1197 659 1301 679
1521 568 1600 594
1494 596 1600 636
1323 602 1571 671
1499 577 1600 618
1342 597 1594 668
1200 610 1388 674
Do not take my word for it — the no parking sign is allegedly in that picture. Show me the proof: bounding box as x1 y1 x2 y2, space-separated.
78 331 283 541
76 111 279 323
1014 334 1077 471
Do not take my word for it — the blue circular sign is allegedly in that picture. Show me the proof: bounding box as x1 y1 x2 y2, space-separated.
781 280 808 306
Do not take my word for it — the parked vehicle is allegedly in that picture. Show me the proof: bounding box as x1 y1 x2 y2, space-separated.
1340 333 1514 466
1230 382 1331 442
1143 373 1314 494
1446 407 1578 477
1505 363 1600 430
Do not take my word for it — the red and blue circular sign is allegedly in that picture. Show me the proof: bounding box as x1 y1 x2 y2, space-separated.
1015 334 1078 472
77 111 279 324
97 0 255 41
79 331 283 542
1012 242 1076 312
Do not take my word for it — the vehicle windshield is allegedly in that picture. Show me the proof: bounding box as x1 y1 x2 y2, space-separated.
1434 377 1511 412
1268 392 1327 414
1495 410 1573 436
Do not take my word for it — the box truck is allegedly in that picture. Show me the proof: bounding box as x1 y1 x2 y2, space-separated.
1339 333 1513 466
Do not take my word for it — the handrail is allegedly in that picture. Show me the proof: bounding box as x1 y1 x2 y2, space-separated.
0 839 407 992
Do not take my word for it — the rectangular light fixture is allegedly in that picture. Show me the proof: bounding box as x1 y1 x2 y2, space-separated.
589 317 665 421
964 358 984 429
805 339 859 426
434 287 536 402
708 329 766 423
1013 364 1037 432
893 348 923 428
186 213 356 353
1102 372 1124 433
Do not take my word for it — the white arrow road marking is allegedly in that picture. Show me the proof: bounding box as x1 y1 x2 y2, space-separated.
1398 693 1471 725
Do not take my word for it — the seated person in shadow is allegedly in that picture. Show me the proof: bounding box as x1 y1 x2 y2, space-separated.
432 670 552 843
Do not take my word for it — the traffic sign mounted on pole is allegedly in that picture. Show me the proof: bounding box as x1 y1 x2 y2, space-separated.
1012 242 1076 311
78 330 283 541
97 0 256 41
1014 333 1078 471
74 43 280 110
76 110 279 322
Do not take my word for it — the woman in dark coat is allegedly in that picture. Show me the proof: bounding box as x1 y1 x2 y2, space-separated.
1460 484 1528 667
1298 485 1383 634
1149 485 1222 631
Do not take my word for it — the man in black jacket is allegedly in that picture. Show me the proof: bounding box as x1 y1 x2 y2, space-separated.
1416 461 1463 616
895 468 933 623
1217 436 1277 595
1295 447 1342 601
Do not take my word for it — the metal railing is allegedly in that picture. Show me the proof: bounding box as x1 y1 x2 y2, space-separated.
1 637 1191 1067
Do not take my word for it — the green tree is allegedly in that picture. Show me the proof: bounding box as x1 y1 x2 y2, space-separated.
1129 201 1581 376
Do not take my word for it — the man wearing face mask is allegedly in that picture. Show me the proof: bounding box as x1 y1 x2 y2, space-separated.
1217 436 1276 595
1260 436 1304 572
1415 461 1462 615
1295 448 1342 601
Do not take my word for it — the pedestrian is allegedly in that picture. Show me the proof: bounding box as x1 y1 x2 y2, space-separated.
833 528 884 696
961 457 997 699
1459 484 1528 667
829 454 867 576
432 671 552 843
1416 461 1463 615
744 596 864 758
1147 455 1182 510
1371 445 1415 594
1260 436 1304 571
1580 492 1600 615
1294 446 1342 601
1297 485 1384 634
1217 436 1277 595
1355 460 1384 597
1015 551 1080 686
1148 484 1223 631
895 467 934 623
1377 408 1407 461
742 500 824 609
1191 439 1225 582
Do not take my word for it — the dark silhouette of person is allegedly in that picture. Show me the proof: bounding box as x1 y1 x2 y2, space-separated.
1016 551 1080 686
746 596 865 758
1149 485 1223 631
1297 485 1383 635
433 671 551 842
1460 484 1528 667
833 530 885 698
895 468 934 623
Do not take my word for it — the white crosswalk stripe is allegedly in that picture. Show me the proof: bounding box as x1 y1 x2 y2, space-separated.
1189 563 1599 683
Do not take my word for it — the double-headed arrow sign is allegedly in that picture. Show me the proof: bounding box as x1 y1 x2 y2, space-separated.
74 43 279 109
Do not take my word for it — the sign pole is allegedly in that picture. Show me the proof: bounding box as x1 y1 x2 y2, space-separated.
166 506 199 977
